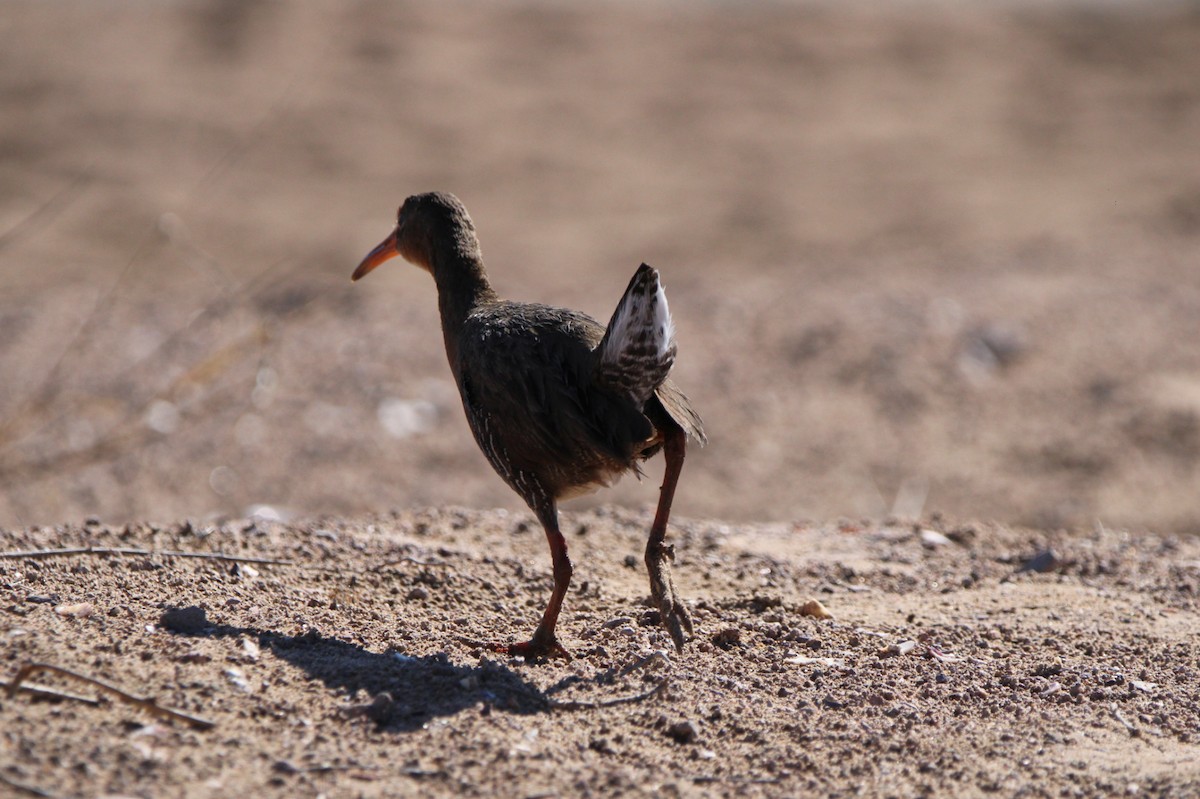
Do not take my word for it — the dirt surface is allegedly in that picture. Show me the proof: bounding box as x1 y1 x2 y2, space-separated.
3 512 1200 797
3 1 1200 797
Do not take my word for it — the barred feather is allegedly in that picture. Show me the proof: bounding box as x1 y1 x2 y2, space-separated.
595 264 677 406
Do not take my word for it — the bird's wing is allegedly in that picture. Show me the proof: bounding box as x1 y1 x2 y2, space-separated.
652 378 707 446
456 304 653 472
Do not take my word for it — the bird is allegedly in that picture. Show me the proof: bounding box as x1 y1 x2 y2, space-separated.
352 191 705 660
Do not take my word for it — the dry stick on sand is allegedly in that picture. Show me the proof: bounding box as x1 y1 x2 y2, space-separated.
544 676 669 711
374 555 451 569
0 772 60 799
1 546 459 578
0 546 292 566
543 652 672 711
6 663 215 730
1 678 101 706
424 640 671 712
1110 703 1140 737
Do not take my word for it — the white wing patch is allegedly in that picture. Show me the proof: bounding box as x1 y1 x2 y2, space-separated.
603 278 675 366
653 281 676 360
596 265 678 405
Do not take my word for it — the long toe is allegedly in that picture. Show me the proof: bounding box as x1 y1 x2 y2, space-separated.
659 591 693 652
647 542 693 651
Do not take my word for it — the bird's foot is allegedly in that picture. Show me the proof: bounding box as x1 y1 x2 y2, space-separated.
491 633 572 662
654 592 694 653
646 542 694 652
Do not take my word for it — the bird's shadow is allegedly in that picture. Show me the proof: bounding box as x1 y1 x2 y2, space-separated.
168 619 557 732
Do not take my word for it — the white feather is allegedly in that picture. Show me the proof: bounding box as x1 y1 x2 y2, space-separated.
654 281 676 358
601 275 675 365
601 295 637 366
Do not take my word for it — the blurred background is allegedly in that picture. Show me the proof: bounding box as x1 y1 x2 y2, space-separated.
1 0 1199 532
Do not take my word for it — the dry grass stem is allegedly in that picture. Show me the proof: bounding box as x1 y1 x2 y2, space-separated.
546 677 669 712
0 546 292 567
6 663 215 730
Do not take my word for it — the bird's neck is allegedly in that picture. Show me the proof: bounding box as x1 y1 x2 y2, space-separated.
432 248 498 365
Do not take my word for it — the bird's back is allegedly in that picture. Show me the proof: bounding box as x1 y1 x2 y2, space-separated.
451 297 701 502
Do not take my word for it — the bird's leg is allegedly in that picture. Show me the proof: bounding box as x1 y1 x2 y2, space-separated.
499 500 573 661
646 421 693 651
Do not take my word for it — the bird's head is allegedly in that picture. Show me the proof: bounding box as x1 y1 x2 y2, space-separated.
352 191 478 281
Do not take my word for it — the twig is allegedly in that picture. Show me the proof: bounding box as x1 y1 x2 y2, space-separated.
0 772 59 799
1110 703 1139 737
0 679 100 706
0 546 292 567
159 549 291 566
6 663 215 730
546 676 669 711
619 650 671 677
374 556 450 569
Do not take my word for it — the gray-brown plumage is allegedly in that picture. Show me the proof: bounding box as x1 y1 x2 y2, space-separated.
352 191 705 659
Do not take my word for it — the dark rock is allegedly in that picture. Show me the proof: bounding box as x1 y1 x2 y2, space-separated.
160 605 209 633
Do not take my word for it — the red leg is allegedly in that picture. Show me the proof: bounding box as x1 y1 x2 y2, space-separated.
646 421 693 651
497 500 573 661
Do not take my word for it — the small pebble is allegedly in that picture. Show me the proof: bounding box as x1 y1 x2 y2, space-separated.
919 529 952 548
1019 549 1058 574
224 668 252 693
160 606 208 634
712 628 741 650
54 602 94 618
589 737 614 754
667 720 699 744
1034 660 1064 677
798 599 832 620
879 640 919 658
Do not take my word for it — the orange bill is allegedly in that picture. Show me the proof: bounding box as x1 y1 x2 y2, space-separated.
351 230 400 281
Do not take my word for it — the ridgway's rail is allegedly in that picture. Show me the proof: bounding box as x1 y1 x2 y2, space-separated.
353 192 705 660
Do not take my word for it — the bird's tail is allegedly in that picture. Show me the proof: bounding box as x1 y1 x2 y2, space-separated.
594 264 677 406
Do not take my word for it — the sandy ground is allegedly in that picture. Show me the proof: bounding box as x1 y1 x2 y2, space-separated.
3 512 1200 798
2 0 1200 796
